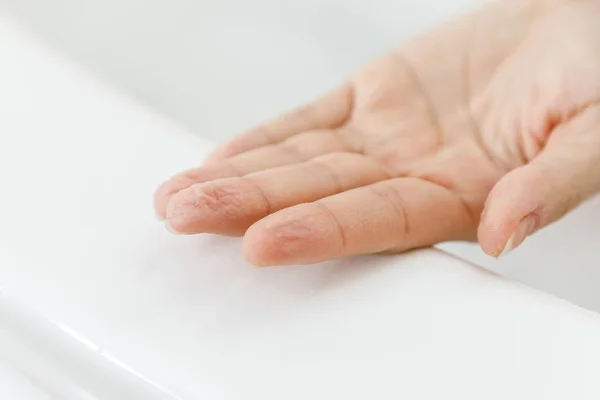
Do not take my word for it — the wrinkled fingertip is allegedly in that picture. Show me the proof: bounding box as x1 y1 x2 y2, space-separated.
243 218 309 267
243 226 274 267
164 220 183 235
244 254 271 268
153 181 175 220
153 190 166 221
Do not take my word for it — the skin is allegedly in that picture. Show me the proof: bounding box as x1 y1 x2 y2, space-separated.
154 0 600 266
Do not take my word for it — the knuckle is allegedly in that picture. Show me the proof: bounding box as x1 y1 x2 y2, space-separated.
368 182 410 236
305 154 347 192
241 176 272 215
279 138 310 160
314 202 347 252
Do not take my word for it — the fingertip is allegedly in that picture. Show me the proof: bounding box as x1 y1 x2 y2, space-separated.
477 198 517 258
153 181 173 220
477 224 504 258
243 206 332 267
477 168 541 258
154 171 205 219
477 196 539 258
166 177 269 236
242 230 272 267
164 220 184 235
202 151 225 166
242 219 294 267
204 138 252 165
164 183 215 235
156 165 237 229
477 200 523 258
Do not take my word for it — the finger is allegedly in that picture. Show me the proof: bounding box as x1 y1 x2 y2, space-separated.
478 106 600 257
165 153 390 236
154 129 350 218
204 82 354 162
243 177 474 266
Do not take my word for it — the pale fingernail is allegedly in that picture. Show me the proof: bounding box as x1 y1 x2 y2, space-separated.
156 213 165 221
498 215 536 258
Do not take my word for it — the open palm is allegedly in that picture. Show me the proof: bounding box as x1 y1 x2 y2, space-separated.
155 0 600 266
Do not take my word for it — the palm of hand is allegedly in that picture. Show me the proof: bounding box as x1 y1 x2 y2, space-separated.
155 0 600 266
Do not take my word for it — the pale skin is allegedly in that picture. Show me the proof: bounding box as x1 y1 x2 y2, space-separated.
154 0 600 266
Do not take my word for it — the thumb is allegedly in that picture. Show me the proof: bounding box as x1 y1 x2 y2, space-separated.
478 106 600 257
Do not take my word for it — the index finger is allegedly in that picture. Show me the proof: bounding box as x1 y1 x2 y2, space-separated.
243 177 475 266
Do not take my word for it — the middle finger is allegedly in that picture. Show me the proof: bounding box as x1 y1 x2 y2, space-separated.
165 153 390 235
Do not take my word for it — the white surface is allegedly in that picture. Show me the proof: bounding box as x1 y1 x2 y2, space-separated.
0 361 53 400
4 0 600 313
3 15 600 400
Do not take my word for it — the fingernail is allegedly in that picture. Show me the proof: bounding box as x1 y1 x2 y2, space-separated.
156 213 165 221
498 215 536 258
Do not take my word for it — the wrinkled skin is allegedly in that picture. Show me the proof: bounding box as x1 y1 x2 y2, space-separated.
155 0 600 266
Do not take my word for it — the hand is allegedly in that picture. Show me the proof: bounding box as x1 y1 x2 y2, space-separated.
154 0 600 266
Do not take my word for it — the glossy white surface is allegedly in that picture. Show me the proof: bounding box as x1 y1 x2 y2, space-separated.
3 13 600 400
0 360 53 400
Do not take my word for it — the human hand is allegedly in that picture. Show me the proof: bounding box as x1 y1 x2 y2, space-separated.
155 0 600 266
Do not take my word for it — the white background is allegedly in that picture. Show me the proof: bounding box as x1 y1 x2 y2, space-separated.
1 0 600 314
